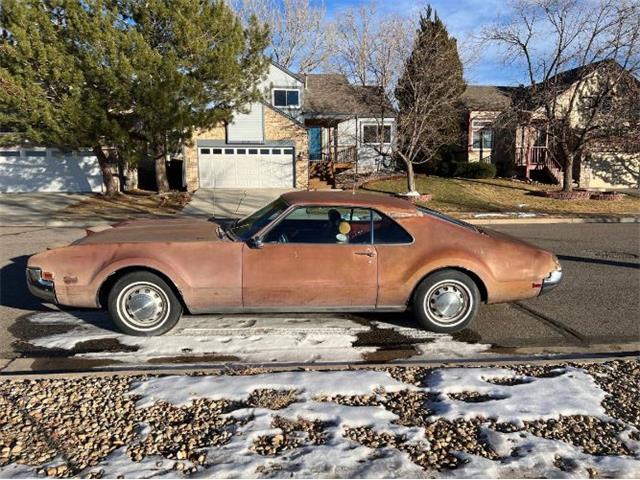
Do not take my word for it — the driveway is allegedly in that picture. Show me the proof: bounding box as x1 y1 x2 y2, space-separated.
0 193 87 226
182 188 295 220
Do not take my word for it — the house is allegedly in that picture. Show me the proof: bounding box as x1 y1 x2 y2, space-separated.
182 61 396 191
458 62 639 189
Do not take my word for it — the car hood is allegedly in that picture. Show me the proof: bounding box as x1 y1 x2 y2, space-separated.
74 218 224 245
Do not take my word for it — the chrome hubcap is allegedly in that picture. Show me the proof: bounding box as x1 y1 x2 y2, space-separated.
424 280 472 327
116 282 169 330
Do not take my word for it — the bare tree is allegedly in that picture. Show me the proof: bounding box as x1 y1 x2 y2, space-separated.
483 0 640 191
234 0 330 72
325 5 414 173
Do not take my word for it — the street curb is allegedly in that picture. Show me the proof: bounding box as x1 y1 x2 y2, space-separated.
2 216 639 228
467 216 640 225
1 350 639 377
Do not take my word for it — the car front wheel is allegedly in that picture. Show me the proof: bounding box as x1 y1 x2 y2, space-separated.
413 270 480 333
108 271 182 336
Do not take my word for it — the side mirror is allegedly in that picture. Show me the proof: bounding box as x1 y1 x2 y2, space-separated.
249 237 264 249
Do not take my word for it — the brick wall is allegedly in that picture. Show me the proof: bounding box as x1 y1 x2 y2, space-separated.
183 106 308 191
263 107 309 189
184 124 225 191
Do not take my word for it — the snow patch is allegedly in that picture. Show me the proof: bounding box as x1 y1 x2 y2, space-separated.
428 367 609 425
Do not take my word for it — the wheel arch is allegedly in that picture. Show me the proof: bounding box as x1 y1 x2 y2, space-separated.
410 266 489 306
97 266 188 312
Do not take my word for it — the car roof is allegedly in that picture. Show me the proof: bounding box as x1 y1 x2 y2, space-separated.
280 191 421 218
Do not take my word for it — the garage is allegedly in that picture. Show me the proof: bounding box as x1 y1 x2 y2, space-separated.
198 145 295 188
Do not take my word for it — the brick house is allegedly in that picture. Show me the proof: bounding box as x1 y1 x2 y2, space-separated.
180 61 396 191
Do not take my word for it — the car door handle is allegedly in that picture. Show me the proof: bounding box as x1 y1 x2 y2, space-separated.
354 251 376 257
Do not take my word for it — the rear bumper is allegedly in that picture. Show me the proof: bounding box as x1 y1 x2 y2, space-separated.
540 269 563 295
26 267 57 303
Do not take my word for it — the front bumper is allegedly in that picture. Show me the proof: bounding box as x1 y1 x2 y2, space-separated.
26 267 57 303
540 269 563 295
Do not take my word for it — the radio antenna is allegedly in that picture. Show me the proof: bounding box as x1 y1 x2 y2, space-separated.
234 191 247 216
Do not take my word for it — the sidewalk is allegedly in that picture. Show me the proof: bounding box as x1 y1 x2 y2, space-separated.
1 190 638 227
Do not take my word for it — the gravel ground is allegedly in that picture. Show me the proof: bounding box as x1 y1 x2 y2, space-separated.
0 360 638 478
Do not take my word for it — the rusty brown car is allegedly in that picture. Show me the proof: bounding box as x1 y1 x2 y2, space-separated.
27 191 562 336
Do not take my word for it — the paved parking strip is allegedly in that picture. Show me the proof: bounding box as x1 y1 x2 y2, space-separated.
1 223 638 371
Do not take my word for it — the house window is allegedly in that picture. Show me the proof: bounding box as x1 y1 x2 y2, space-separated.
212 149 222 154
236 148 246 154
225 148 234 154
248 149 258 154
471 120 493 150
362 124 392 144
272 148 281 154
273 89 300 108
260 149 270 154
200 148 210 155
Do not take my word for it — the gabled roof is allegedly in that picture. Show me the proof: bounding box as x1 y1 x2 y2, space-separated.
460 85 515 111
303 73 396 117
269 60 304 83
460 61 636 113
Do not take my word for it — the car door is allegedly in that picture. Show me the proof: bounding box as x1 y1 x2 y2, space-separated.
242 206 378 308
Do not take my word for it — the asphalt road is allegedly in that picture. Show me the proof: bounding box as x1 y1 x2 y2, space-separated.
1 223 638 369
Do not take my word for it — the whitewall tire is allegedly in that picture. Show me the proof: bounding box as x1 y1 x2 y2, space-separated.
108 271 182 336
413 270 480 333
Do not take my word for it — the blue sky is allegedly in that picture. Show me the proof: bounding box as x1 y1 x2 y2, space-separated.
323 0 525 86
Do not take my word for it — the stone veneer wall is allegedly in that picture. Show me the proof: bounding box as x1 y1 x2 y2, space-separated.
183 106 308 191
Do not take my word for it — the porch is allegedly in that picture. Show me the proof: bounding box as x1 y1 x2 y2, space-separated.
306 115 358 188
515 145 564 184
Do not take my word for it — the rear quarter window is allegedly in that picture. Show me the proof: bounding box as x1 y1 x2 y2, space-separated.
373 211 413 244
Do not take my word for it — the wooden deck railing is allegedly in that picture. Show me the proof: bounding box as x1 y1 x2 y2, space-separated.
516 146 564 184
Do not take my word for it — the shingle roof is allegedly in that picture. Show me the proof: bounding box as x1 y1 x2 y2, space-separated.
303 73 396 117
460 85 515 111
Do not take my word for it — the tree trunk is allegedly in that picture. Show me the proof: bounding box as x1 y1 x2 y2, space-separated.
405 160 416 193
562 154 574 192
93 145 117 196
154 154 170 193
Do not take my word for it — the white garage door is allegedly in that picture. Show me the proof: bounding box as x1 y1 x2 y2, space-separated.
0 147 103 193
198 146 294 188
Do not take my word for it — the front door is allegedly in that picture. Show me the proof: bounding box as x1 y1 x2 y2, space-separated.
242 206 378 308
308 127 322 161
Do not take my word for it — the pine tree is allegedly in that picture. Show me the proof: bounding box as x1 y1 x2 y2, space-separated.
122 0 269 192
0 0 130 195
0 0 269 194
395 6 466 193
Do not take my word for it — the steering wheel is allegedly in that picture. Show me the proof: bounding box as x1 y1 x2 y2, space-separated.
278 232 289 243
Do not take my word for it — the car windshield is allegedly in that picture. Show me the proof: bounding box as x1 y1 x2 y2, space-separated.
229 198 288 240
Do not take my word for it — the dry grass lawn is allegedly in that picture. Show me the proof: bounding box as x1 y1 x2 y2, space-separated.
59 190 191 222
361 176 640 218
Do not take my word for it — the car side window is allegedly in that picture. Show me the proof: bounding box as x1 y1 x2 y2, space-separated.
372 211 413 244
263 206 373 244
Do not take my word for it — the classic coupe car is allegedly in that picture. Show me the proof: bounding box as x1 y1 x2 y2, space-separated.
27 191 562 336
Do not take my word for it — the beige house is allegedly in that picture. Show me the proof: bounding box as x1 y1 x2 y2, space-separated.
459 62 639 190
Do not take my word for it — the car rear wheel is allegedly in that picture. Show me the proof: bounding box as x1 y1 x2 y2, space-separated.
413 270 480 333
108 271 182 336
